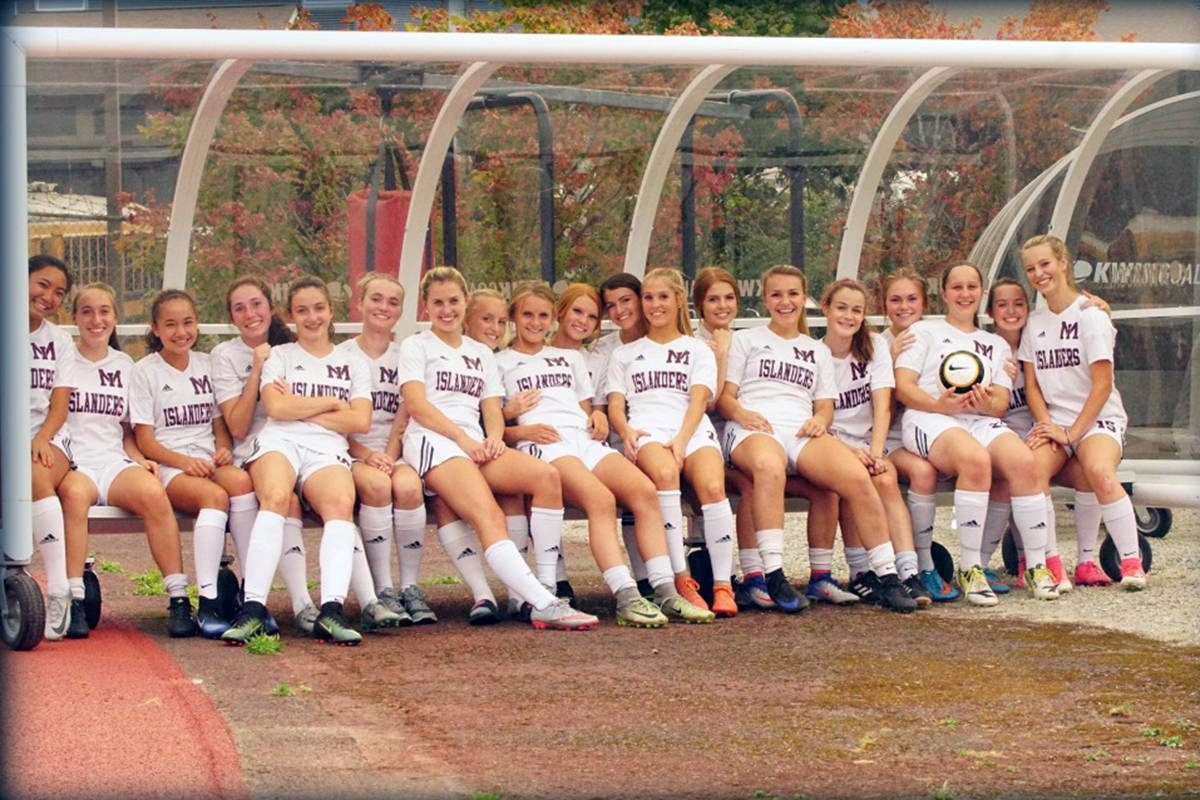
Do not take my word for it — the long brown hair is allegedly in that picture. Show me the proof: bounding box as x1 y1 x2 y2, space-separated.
287 274 335 340
881 267 928 315
225 275 293 346
145 289 196 353
821 278 874 364
72 281 121 350
761 264 809 335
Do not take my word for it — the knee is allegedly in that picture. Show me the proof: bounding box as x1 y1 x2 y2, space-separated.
206 485 230 513
31 471 55 500
531 465 561 499
257 486 293 513
1084 464 1119 497
227 472 254 497
959 453 991 486
136 485 174 517
645 464 678 489
874 467 899 493
585 485 617 515
692 479 725 504
751 459 785 489
358 474 390 506
392 478 424 510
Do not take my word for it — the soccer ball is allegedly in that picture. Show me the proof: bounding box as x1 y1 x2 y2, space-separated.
938 350 991 394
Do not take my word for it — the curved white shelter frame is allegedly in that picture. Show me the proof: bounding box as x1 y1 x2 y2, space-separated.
3 27 1200 559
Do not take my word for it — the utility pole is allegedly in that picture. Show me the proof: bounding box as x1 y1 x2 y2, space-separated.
102 0 124 300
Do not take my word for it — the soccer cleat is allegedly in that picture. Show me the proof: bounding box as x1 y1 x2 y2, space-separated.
196 596 231 639
167 596 200 638
636 578 654 599
293 604 319 636
221 601 268 645
901 574 934 608
734 572 776 609
507 597 533 623
66 598 89 639
1072 560 1111 587
1015 557 1027 589
657 594 715 624
44 593 71 641
848 571 882 605
1119 557 1147 591
616 595 668 628
468 598 502 626
360 599 406 630
263 609 280 637
1025 565 1060 600
530 598 599 630
919 568 960 602
399 585 438 625
313 602 363 645
982 567 1011 595
710 584 738 618
956 567 999 607
555 580 576 601
765 569 808 613
375 588 414 626
1045 556 1072 594
674 574 710 612
876 572 919 613
805 574 861 606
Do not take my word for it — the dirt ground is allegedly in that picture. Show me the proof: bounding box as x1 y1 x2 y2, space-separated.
59 525 1200 800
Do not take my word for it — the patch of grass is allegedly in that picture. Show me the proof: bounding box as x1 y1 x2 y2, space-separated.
1085 749 1108 762
857 733 878 750
953 749 969 758
930 781 955 800
939 718 958 727
1142 727 1164 737
1175 719 1197 732
97 558 123 573
187 585 199 610
1108 703 1132 717
1005 766 1019 774
421 575 463 585
750 792 779 800
131 569 164 596
1184 760 1199 770
1160 735 1184 748
271 682 294 697
245 633 282 655
469 793 502 800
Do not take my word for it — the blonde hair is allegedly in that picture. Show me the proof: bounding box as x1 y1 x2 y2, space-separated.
642 267 692 336
1021 233 1074 288
820 279 873 363
466 287 506 321
507 281 556 320
420 266 468 300
881 268 928 312
357 272 404 303
761 264 809 335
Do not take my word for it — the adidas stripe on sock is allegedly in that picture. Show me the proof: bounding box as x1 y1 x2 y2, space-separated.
280 517 313 614
484 539 556 611
953 489 990 570
358 503 395 593
908 492 937 572
393 505 428 589
348 530 378 605
657 490 687 574
32 496 69 597
1011 494 1049 567
701 499 735 584
436 521 495 603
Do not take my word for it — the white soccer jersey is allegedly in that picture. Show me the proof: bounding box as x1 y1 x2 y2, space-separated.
496 345 591 429
607 335 717 433
259 342 372 454
29 320 76 439
894 319 1014 417
130 351 221 454
725 327 838 435
210 337 270 462
62 347 133 459
829 332 895 445
337 338 403 453
586 331 623 406
1017 295 1126 428
398 331 503 439
1003 360 1035 436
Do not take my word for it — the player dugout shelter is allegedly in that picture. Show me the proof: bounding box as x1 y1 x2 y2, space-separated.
3 28 1200 561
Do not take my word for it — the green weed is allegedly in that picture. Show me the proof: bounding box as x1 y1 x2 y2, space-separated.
468 793 501 800
97 558 123 573
930 781 955 800
1160 736 1184 748
939 718 958 727
271 682 294 697
1183 760 1199 770
245 633 282 655
421 575 463 585
1084 749 1108 762
1142 727 1164 737
857 733 878 750
131 569 164 596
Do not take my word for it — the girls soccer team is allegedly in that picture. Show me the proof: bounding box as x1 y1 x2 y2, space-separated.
25 232 1147 643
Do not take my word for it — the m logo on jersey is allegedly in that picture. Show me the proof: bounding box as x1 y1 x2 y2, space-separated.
326 364 350 381
189 375 213 395
30 341 56 360
379 366 398 384
544 356 569 368
793 347 815 363
973 341 993 360
666 349 690 365
98 368 123 388
461 355 482 371
1059 321 1079 340
850 361 869 381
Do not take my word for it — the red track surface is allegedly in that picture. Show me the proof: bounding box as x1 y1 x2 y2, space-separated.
2 619 249 800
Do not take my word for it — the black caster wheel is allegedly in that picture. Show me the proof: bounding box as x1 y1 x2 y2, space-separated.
83 561 102 629
1001 526 1019 576
1099 532 1152 583
2 571 46 651
217 556 240 622
931 541 955 585
686 547 714 606
1135 506 1172 538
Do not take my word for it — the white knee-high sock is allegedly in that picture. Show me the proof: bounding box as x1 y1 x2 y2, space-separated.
227 492 257 571
867 541 898 577
393 505 428 589
1074 491 1101 563
193 507 229 600
484 539 557 611
1101 497 1140 561
529 506 565 589
348 531 379 605
756 528 785 574
954 489 990 570
505 514 530 557
318 520 357 607
437 521 495 603
622 522 648 580
279 516 312 613
908 492 937 572
979 501 1011 567
358 503 395 593
1044 494 1059 558
700 500 735 583
1011 494 1049 567
32 497 69 597
242 510 285 605
657 490 687 574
